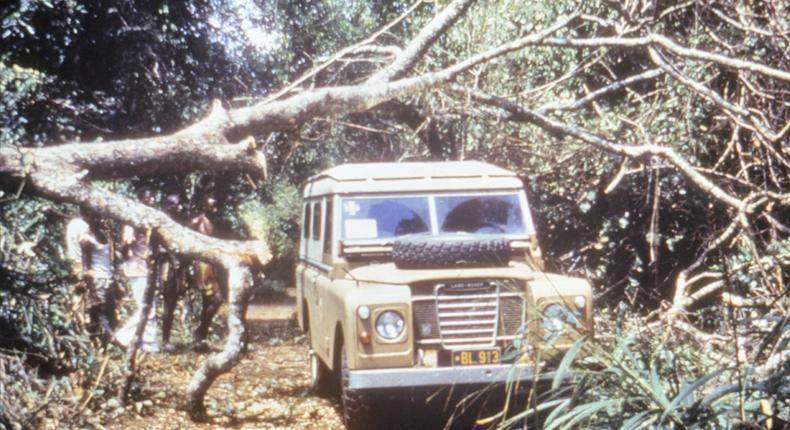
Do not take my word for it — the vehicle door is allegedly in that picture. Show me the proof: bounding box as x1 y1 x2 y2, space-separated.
305 198 335 357
316 197 337 358
296 202 311 332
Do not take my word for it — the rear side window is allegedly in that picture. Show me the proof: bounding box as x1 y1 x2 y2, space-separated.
312 202 321 241
303 203 311 239
323 200 333 254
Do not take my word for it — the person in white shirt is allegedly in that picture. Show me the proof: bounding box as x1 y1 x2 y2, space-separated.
115 188 159 352
65 208 122 349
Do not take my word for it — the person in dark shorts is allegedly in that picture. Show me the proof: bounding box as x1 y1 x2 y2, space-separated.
188 194 229 350
158 192 189 353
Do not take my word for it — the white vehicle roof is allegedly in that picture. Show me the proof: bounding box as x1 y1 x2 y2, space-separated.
303 161 523 197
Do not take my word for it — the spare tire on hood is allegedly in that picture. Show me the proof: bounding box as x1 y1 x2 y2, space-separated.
392 235 511 269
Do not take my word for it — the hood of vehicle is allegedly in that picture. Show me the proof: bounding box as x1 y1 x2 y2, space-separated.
347 262 535 285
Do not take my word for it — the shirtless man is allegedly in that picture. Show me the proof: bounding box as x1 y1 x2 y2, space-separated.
189 194 228 349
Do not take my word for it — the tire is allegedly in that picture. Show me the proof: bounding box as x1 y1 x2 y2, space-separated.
341 346 374 430
309 348 335 396
392 235 511 269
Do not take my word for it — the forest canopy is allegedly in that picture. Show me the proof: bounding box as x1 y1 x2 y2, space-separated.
1 0 788 427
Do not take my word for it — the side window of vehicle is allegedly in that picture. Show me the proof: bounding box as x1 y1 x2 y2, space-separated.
303 203 311 239
323 200 333 255
312 201 321 241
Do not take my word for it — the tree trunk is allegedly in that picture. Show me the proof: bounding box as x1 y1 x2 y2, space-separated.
185 258 253 422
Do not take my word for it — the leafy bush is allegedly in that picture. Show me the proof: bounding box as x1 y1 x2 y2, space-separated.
500 309 790 429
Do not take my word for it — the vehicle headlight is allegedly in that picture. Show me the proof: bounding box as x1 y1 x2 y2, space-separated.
375 311 405 339
542 303 582 334
542 304 567 334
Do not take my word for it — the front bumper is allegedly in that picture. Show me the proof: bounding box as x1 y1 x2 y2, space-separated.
348 363 559 390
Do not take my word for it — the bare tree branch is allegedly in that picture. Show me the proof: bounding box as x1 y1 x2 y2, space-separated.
533 35 790 82
258 0 423 104
710 8 781 37
367 0 477 83
348 45 402 57
22 172 269 420
538 68 664 113
27 174 269 267
648 47 789 144
0 102 266 179
185 258 253 421
453 85 749 210
227 14 578 139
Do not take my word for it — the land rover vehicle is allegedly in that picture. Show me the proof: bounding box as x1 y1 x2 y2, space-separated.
296 161 592 428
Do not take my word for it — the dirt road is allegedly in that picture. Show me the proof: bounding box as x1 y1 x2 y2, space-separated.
114 290 508 430
115 290 345 429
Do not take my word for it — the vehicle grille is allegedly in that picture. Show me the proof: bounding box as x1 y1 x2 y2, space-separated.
500 295 526 336
412 280 526 348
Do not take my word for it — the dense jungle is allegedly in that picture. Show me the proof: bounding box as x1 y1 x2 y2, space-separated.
0 0 788 428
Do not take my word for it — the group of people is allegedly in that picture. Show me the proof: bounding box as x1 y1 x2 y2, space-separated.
65 188 228 353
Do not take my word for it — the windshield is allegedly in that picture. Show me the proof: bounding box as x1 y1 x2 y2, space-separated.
341 197 430 240
436 195 526 234
340 193 529 240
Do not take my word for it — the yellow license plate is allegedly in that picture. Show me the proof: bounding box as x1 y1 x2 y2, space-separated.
451 348 501 366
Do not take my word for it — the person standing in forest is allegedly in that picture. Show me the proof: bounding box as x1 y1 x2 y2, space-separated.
189 194 228 351
159 192 188 353
115 187 159 352
65 208 123 349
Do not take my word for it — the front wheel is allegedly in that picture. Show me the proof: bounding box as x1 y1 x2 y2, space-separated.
340 346 374 430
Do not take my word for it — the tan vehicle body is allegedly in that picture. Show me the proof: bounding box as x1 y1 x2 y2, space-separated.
296 161 592 393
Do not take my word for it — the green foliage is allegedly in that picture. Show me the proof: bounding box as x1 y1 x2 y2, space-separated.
537 315 788 428
0 195 91 375
0 61 49 147
238 179 301 282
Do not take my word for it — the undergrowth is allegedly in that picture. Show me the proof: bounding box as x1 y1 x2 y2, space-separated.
499 308 789 429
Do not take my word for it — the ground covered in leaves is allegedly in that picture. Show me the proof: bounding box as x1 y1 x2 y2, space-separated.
111 293 344 430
